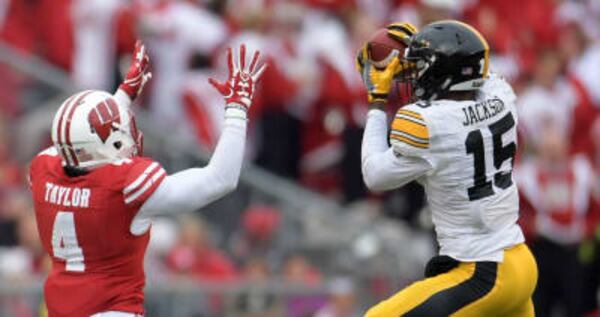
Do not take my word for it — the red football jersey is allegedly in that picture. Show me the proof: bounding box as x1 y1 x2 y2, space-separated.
29 147 166 317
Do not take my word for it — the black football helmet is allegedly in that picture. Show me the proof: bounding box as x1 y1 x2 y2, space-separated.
404 20 490 101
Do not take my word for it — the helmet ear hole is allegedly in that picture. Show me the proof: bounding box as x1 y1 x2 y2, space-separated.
113 141 122 150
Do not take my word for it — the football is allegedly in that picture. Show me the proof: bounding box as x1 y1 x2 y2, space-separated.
367 28 408 69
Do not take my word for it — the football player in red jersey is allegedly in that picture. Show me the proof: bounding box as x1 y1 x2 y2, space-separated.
28 41 266 317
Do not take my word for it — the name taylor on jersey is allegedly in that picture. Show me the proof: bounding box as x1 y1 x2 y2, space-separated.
461 97 505 126
44 182 91 208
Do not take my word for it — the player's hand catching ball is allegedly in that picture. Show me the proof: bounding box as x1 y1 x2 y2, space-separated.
119 40 152 101
356 21 418 106
209 44 267 112
356 45 402 105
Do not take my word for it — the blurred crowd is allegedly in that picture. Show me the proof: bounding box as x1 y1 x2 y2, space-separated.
0 0 600 316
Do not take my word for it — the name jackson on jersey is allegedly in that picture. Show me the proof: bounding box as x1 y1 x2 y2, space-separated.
462 97 505 126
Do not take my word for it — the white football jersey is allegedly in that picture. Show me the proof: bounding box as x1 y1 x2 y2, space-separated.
390 74 524 262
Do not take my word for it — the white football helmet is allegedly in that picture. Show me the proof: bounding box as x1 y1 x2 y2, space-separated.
51 90 143 169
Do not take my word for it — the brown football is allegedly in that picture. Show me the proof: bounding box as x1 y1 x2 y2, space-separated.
367 28 408 68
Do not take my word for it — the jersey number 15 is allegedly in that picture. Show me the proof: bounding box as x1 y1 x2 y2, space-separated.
465 113 516 201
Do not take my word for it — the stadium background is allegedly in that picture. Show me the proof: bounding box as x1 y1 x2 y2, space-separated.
0 0 599 316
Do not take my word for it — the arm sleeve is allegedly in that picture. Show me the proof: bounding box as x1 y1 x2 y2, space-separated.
361 109 432 192
136 108 247 218
113 89 132 108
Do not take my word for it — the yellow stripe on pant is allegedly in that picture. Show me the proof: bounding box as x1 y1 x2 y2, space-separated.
365 243 538 317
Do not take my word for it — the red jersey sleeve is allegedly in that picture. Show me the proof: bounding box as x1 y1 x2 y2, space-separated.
29 147 59 191
122 157 167 208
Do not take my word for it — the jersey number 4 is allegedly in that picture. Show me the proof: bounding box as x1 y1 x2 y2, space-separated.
465 113 516 201
52 211 85 272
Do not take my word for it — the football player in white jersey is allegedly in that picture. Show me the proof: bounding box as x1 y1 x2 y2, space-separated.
358 21 538 317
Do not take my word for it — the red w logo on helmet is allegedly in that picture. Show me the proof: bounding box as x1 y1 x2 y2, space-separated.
88 98 121 143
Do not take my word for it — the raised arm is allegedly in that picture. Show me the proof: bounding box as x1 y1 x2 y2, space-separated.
136 45 266 220
114 40 152 108
356 24 431 192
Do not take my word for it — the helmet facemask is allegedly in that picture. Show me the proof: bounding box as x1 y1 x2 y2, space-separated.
393 47 428 104
394 63 417 105
405 43 453 101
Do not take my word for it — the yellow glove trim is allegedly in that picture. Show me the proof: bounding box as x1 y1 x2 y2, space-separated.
386 22 419 44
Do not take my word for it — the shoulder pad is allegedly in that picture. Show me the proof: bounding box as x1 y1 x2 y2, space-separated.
390 107 430 156
122 157 167 206
37 147 59 157
481 73 516 103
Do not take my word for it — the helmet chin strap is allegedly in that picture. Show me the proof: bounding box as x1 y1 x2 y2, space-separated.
134 131 144 157
75 157 114 170
441 77 452 90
